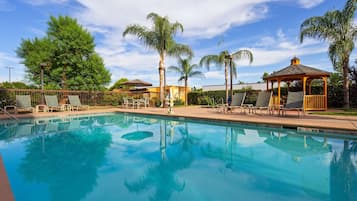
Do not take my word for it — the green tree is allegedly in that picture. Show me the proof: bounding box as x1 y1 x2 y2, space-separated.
300 0 357 108
262 72 269 81
123 12 193 107
109 77 129 90
17 16 111 90
168 57 204 106
200 50 253 104
0 81 37 89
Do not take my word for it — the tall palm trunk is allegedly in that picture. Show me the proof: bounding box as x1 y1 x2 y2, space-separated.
229 59 233 101
342 58 350 108
159 53 165 107
184 78 188 106
224 61 229 105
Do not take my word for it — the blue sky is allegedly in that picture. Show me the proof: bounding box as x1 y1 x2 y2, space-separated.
0 0 350 88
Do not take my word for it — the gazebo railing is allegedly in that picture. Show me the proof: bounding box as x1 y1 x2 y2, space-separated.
304 95 326 111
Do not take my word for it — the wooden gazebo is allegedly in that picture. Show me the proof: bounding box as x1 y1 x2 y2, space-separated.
264 57 330 111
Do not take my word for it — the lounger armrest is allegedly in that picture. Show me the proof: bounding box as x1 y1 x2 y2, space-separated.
4 105 16 112
242 104 253 108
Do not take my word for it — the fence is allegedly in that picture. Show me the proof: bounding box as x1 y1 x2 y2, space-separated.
304 95 327 111
0 88 133 107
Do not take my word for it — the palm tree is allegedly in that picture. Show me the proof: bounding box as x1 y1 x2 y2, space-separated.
300 0 357 108
200 50 253 104
168 57 204 106
123 13 193 107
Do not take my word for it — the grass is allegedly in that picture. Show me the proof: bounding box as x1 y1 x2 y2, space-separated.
309 108 357 116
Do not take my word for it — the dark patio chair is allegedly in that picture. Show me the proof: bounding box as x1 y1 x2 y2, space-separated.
280 91 305 117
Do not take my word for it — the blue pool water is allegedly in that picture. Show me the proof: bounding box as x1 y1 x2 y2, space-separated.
0 113 356 201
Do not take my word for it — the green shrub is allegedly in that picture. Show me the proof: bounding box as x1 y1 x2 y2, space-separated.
174 98 184 106
188 89 260 105
151 97 161 107
0 90 15 108
188 84 357 108
102 93 124 106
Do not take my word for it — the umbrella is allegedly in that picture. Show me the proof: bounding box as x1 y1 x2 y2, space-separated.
121 79 152 87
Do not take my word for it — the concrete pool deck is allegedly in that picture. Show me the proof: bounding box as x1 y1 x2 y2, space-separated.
1 106 357 134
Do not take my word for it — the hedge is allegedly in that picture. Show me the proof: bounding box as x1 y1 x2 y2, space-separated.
188 84 357 108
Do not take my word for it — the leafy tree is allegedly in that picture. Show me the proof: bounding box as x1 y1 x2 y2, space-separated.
109 78 129 90
200 50 253 104
168 57 204 106
329 72 343 87
262 72 269 81
123 12 193 106
0 81 37 89
17 16 111 90
300 0 357 108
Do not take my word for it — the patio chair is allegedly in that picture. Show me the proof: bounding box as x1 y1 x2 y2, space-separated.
45 95 65 112
122 97 134 108
226 92 246 113
137 97 149 108
201 96 217 108
5 95 34 114
244 91 273 114
280 91 305 117
68 95 89 111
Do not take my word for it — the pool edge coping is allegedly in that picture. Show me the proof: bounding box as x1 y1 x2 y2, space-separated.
1 108 356 135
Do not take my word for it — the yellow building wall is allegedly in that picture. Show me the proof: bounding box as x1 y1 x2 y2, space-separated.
148 86 191 103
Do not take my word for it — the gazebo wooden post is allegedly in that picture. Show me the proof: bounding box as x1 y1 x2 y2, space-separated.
302 76 307 95
323 76 328 110
308 79 312 95
302 76 307 111
277 79 281 105
266 79 269 91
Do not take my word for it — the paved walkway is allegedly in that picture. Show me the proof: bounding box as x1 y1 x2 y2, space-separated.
1 106 356 134
116 106 357 134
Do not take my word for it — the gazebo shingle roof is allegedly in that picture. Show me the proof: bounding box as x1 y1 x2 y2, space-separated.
265 57 330 80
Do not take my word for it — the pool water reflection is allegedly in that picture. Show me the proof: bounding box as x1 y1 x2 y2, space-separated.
0 113 356 201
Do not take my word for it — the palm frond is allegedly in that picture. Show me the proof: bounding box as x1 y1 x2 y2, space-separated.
199 55 221 70
189 71 205 79
342 0 357 21
231 49 254 64
300 11 342 43
328 42 343 71
122 25 147 37
178 76 186 82
167 43 193 58
171 22 184 34
168 66 182 73
146 12 160 21
190 64 200 69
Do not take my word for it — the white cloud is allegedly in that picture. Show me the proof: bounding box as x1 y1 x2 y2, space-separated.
235 30 328 67
75 0 273 39
97 48 158 71
298 0 324 9
204 71 224 80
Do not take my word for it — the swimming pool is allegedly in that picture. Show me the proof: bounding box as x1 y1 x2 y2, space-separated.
0 113 356 201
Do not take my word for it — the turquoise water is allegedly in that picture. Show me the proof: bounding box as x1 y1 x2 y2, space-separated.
0 113 356 201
